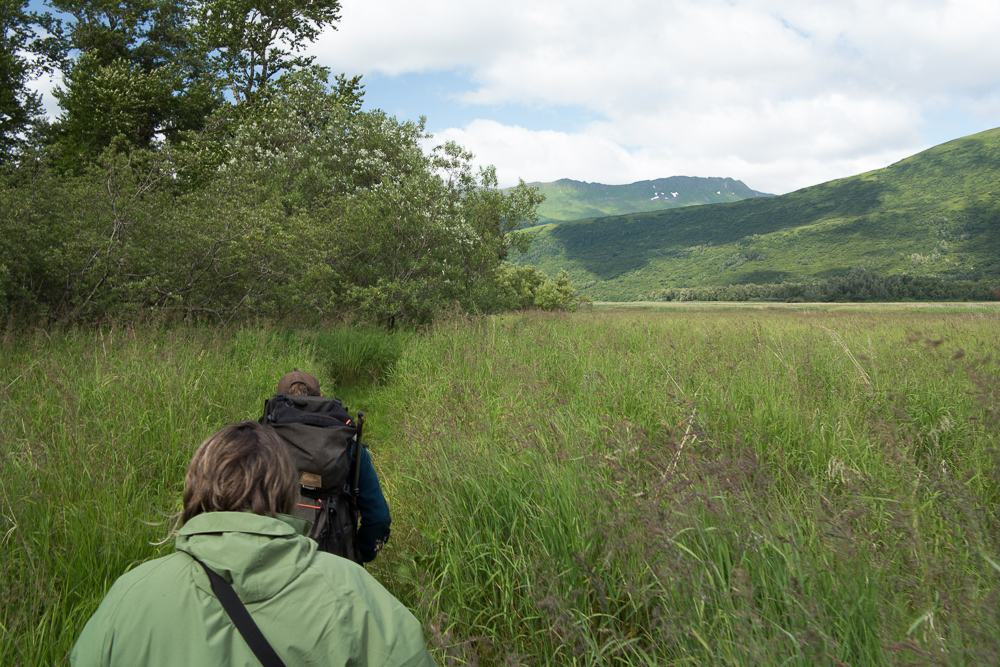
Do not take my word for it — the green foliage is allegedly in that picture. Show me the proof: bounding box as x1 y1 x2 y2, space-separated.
42 0 342 165
0 0 59 160
645 269 994 303
0 151 73 312
0 2 572 325
0 64 567 325
514 128 1000 301
181 75 556 324
0 140 323 321
494 264 590 311
192 0 341 105
48 0 220 165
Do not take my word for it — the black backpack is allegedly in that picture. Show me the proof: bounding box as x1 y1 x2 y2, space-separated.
259 393 364 563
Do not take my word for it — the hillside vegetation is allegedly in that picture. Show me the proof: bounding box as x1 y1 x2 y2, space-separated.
3 311 999 665
514 128 1000 301
528 176 769 222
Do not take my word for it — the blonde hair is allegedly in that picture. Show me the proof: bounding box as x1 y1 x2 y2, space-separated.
181 421 297 524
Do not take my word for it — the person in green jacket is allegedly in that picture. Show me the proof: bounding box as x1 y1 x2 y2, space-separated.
71 421 436 667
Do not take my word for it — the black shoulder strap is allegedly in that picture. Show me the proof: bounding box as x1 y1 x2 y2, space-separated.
182 551 287 667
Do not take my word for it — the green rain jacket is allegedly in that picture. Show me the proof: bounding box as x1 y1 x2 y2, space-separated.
71 512 436 667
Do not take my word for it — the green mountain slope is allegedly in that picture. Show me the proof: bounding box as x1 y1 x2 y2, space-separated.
515 127 1000 300
529 176 770 222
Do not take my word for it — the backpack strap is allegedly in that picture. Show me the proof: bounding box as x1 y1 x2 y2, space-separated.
264 394 354 428
181 551 287 667
351 412 365 499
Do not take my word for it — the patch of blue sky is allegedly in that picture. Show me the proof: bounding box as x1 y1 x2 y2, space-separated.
775 15 810 41
27 0 52 13
921 105 999 147
357 70 602 134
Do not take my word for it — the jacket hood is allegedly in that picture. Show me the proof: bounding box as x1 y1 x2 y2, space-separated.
175 512 316 604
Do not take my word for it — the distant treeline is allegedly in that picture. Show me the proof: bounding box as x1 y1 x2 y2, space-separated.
645 269 998 302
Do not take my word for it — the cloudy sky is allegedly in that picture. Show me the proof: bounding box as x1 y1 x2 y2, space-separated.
305 0 1000 194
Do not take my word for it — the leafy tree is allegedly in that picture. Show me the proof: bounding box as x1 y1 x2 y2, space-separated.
0 0 59 160
0 147 72 313
448 162 545 296
175 68 553 324
493 264 588 312
193 0 341 105
1 64 564 324
48 0 220 163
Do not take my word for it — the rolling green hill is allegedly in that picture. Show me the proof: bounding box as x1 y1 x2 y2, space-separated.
515 127 1000 301
528 176 771 222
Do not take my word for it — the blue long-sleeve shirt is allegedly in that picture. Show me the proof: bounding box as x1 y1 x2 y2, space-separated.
354 444 391 562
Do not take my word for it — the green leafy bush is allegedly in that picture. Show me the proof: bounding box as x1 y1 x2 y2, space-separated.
0 67 583 325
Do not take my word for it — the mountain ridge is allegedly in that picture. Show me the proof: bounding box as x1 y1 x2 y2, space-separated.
524 176 772 222
513 127 1000 301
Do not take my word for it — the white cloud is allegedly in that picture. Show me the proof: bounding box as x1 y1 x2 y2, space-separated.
316 1 526 75
427 119 914 194
22 0 995 195
308 0 1000 192
426 121 637 185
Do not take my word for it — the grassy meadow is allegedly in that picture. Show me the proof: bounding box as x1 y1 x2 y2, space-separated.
2 308 999 665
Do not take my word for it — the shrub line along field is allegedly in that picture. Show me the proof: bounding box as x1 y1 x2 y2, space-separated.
2 309 998 665
594 301 1000 313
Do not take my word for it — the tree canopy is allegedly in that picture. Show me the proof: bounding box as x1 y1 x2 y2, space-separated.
0 0 579 325
194 0 341 105
0 0 60 160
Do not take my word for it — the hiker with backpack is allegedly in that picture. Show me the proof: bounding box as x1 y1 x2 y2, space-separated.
71 421 435 667
261 369 391 564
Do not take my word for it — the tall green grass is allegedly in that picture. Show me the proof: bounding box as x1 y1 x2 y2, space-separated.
0 323 404 665
2 310 998 665
369 310 1000 666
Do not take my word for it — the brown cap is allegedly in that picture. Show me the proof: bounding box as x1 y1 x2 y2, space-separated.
277 368 321 396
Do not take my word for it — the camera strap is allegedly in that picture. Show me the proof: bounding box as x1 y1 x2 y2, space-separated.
181 551 287 667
